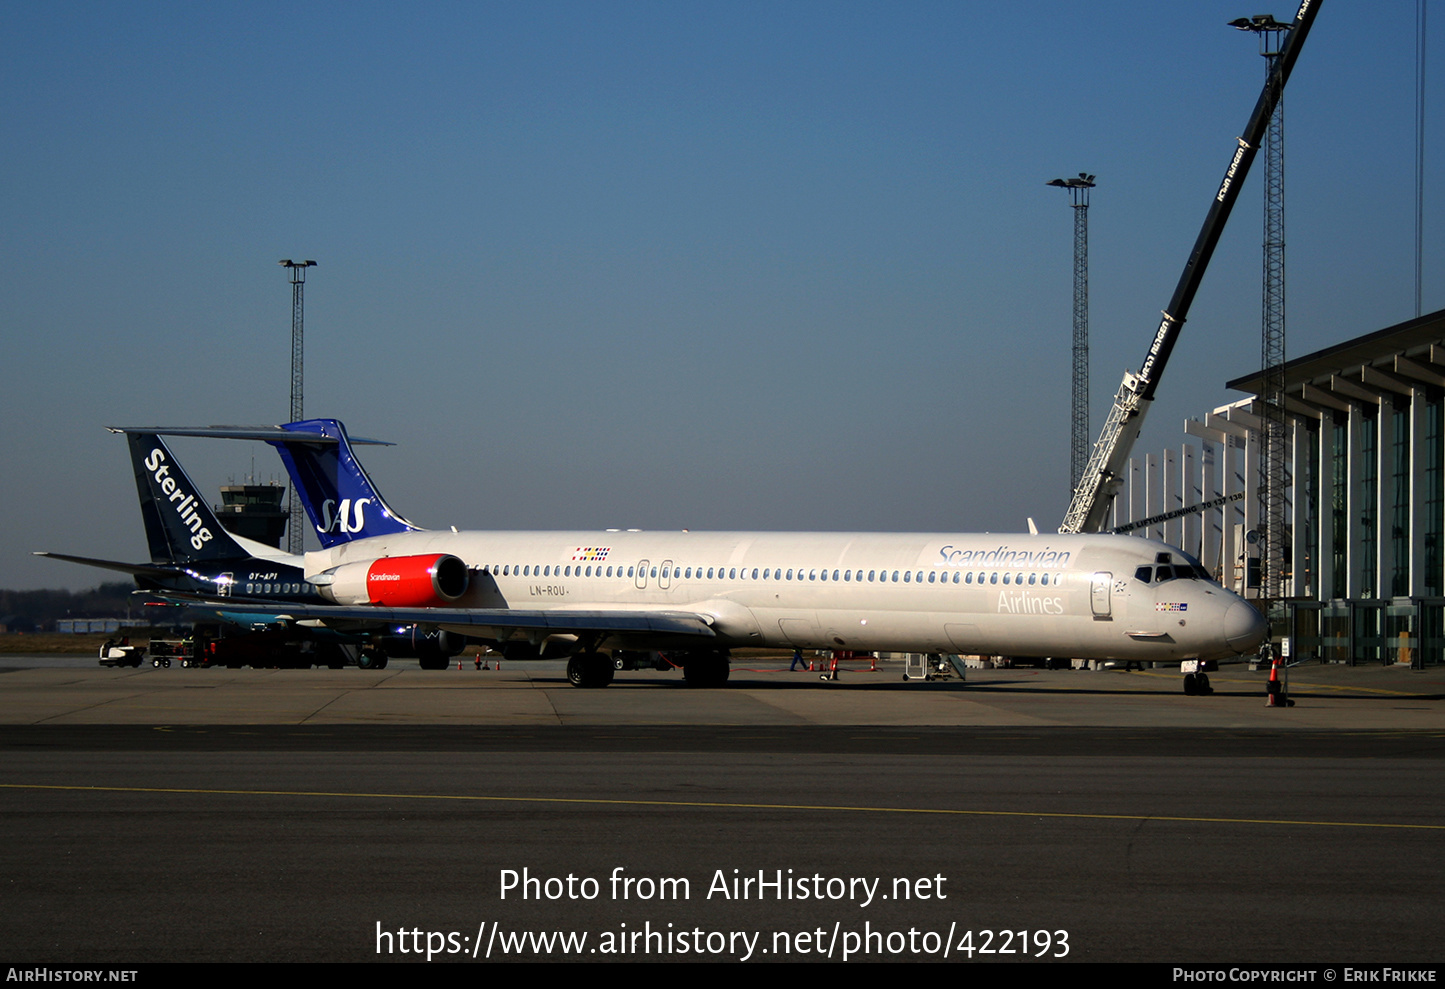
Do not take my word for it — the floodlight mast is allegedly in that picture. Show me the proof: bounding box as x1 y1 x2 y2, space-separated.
1058 0 1321 535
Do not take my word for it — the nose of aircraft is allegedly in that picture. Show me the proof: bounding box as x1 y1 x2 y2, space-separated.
1223 601 1268 653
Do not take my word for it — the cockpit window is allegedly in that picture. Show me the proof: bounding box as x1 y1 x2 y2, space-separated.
1135 566 1152 584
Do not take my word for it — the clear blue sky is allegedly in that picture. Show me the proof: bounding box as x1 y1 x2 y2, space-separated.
4 1 1439 590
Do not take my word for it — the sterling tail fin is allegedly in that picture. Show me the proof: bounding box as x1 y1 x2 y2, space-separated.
269 419 421 549
126 432 248 564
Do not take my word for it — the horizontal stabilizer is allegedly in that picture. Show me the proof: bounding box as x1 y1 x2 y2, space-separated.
33 551 179 579
108 425 393 446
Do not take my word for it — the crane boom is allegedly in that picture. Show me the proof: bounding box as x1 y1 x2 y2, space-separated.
1059 0 1322 534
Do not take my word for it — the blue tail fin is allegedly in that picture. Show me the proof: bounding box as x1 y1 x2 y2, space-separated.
126 432 248 564
269 419 421 549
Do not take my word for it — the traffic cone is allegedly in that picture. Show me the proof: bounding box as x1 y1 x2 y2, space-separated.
1265 656 1292 707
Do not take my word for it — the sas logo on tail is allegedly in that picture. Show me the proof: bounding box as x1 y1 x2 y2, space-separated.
319 498 374 534
142 448 214 551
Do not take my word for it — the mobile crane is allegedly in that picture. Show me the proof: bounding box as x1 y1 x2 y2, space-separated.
1059 0 1322 534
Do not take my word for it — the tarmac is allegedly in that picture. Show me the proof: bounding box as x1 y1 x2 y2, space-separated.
2 654 1442 964
0 654 1440 728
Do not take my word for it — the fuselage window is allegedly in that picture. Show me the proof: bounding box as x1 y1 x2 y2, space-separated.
867 570 875 582
820 569 828 581
843 570 851 582
952 572 960 584
890 571 898 582
750 568 758 580
903 571 911 583
927 571 936 583
990 572 998 585
810 569 817 581
727 568 735 579
1003 573 1010 585
964 572 972 584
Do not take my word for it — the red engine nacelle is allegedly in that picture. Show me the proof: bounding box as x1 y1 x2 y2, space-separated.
321 553 470 607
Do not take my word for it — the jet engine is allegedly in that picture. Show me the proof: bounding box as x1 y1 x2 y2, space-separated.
319 553 469 607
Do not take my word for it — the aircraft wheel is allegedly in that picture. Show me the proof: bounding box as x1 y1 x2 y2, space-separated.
1183 672 1198 695
1197 673 1212 695
614 656 625 670
567 652 613 688
593 654 614 686
683 651 730 688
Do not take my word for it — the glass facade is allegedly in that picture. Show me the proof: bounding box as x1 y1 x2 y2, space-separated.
1427 390 1443 596
1360 412 1377 599
1331 418 1348 595
1391 401 1410 598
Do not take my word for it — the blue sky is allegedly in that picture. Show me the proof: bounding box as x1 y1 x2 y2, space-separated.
4 1 1440 590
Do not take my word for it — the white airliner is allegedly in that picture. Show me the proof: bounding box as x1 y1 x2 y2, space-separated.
133 419 1268 691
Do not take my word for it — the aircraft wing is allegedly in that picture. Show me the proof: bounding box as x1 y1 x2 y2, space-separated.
33 551 182 580
151 592 717 641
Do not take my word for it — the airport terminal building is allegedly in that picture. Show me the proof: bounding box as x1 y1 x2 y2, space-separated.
1109 307 1445 667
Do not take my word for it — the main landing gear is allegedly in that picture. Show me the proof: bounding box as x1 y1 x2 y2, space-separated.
567 652 615 688
564 648 732 688
681 650 730 689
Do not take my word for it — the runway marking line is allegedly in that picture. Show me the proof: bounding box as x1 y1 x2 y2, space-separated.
2 782 1441 831
1126 669 1432 697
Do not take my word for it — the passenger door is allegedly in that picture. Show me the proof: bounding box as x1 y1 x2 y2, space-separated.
1090 572 1113 619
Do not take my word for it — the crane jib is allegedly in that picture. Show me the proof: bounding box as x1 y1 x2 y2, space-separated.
1059 0 1322 533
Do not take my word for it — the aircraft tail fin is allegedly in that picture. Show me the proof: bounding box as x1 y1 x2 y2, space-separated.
125 432 248 564
268 419 421 549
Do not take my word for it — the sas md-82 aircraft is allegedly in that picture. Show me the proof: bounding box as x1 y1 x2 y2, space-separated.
126 419 1268 693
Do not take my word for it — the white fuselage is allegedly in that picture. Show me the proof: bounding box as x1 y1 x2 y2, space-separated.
305 530 1265 662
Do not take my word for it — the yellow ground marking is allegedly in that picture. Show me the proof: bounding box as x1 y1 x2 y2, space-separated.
1 782 1440 830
